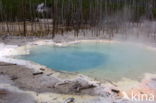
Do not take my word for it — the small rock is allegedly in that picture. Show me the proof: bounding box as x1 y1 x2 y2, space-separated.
53 98 57 100
40 68 45 71
11 76 18 80
0 72 4 74
47 73 53 76
64 97 75 103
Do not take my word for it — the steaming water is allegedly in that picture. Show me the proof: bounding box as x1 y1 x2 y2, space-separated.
18 42 156 82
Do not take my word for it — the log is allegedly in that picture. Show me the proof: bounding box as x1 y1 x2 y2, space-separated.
33 72 43 76
72 82 96 92
111 89 120 94
0 90 8 95
0 64 17 66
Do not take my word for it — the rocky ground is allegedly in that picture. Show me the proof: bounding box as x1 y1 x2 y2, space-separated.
0 61 128 103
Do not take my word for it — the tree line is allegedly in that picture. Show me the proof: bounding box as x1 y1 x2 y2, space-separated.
0 0 155 37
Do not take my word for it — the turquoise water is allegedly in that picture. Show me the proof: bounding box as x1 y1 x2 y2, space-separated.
18 42 156 81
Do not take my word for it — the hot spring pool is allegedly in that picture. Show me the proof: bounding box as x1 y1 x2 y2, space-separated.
17 41 156 82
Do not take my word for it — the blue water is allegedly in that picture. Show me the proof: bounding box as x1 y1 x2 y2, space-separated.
18 42 156 81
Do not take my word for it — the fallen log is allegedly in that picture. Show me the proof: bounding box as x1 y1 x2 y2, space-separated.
111 89 120 94
0 64 17 66
72 82 96 92
0 90 8 95
33 72 43 76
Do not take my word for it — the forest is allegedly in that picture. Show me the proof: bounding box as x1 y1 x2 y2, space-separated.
0 0 156 37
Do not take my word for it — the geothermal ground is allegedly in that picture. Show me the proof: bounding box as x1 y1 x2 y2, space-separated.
0 35 156 103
